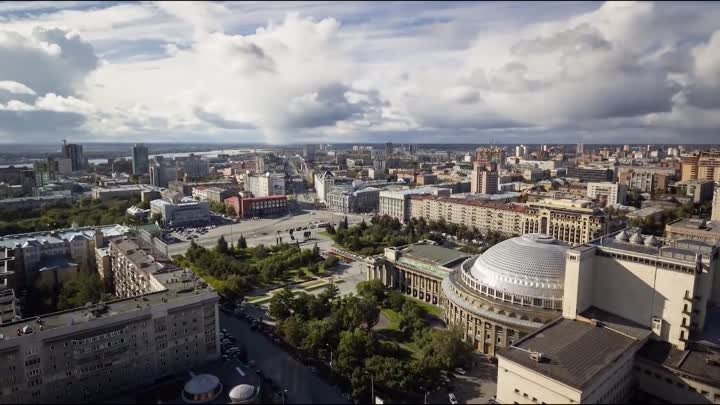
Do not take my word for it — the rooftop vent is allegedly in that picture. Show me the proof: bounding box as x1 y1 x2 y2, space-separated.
529 351 544 362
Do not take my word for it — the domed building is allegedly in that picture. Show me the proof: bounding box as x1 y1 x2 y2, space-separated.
442 233 569 356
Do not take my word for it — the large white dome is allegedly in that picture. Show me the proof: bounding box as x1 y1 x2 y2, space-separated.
470 233 568 300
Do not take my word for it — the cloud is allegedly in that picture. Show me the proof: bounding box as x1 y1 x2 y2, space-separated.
2 1 720 143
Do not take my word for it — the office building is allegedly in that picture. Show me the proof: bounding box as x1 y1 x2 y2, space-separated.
314 171 348 203
586 182 626 206
326 187 380 214
224 195 288 218
415 173 437 186
496 229 720 405
303 144 316 161
62 141 85 171
149 164 178 188
379 187 451 222
681 151 720 182
442 234 569 356
366 242 470 306
714 185 720 222
0 236 219 404
470 163 498 195
245 172 285 197
131 144 150 175
576 143 584 154
91 185 160 202
385 142 394 156
150 200 210 227
565 166 613 183
191 187 233 203
56 158 73 175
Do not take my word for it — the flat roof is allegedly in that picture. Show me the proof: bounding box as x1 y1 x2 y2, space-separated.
0 224 131 249
638 340 720 387
401 244 470 267
499 316 650 390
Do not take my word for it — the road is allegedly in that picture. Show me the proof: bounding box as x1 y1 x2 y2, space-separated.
166 209 367 256
220 312 350 404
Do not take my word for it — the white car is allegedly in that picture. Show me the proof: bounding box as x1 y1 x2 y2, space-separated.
449 393 458 404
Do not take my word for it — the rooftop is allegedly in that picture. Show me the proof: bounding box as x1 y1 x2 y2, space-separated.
400 243 470 268
638 340 720 387
499 315 650 390
0 237 216 341
0 224 131 250
410 195 528 213
666 218 720 234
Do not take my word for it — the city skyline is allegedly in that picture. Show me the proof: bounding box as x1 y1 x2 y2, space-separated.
1 1 720 144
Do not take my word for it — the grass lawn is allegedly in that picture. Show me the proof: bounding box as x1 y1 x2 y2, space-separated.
299 279 326 288
411 297 444 318
317 231 330 239
381 309 401 331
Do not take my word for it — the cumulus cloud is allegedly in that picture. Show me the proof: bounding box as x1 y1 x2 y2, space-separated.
1 1 720 142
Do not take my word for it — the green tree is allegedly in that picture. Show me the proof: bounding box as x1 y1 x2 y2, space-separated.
359 297 380 330
386 291 406 312
268 287 295 321
335 329 373 375
237 235 247 249
216 235 229 254
279 315 305 347
58 273 107 310
356 279 386 303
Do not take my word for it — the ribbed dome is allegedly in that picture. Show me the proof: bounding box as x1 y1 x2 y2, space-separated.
229 384 255 402
469 233 568 300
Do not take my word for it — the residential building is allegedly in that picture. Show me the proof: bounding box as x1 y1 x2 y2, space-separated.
672 179 715 203
245 172 285 197
365 242 470 305
176 154 210 180
0 225 130 294
475 147 506 170
62 141 85 171
56 158 73 175
191 187 233 203
522 168 544 182
681 150 720 182
33 158 59 187
314 171 351 203
150 199 210 227
0 236 219 404
149 164 178 188
586 182 627 206
410 197 607 245
385 142 393 156
665 218 720 246
714 185 720 222
303 144 316 161
618 166 673 193
0 195 72 211
224 195 288 218
517 159 557 171
415 173 437 185
379 187 451 222
131 143 149 175
470 163 498 194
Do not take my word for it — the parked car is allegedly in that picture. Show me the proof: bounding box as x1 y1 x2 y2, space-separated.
449 393 458 404
454 367 467 375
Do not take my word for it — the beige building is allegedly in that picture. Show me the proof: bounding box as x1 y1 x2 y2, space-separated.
409 196 607 246
365 242 469 305
586 182 626 206
378 187 450 222
617 166 673 193
0 236 220 404
713 185 720 222
496 229 720 405
665 218 720 246
681 151 720 182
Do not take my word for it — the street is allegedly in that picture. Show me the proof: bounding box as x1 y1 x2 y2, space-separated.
219 312 350 404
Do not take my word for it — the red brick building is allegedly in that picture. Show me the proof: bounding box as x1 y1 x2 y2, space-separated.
224 195 288 218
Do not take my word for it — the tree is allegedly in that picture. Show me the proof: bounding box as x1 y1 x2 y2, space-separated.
312 243 321 259
237 235 247 249
58 272 107 310
398 300 425 338
356 279 386 303
324 255 339 269
254 244 268 259
359 297 380 330
268 287 295 321
216 235 229 254
225 204 236 217
335 329 373 375
386 291 406 312
416 327 471 371
292 292 315 320
279 316 305 347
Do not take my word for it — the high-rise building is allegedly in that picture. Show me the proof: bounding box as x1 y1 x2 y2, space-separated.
149 164 179 187
515 145 524 157
245 172 285 197
255 154 265 173
385 142 394 156
586 182 626 206
302 144 316 161
623 144 631 152
176 154 210 180
713 185 720 222
32 158 59 187
680 150 720 182
409 144 417 155
62 141 85 171
131 143 150 175
475 147 506 171
470 163 498 194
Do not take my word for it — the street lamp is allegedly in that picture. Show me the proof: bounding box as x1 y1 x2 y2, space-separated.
282 389 288 404
364 371 375 405
326 343 333 366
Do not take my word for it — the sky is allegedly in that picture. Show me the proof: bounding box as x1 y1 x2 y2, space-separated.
1 1 719 144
